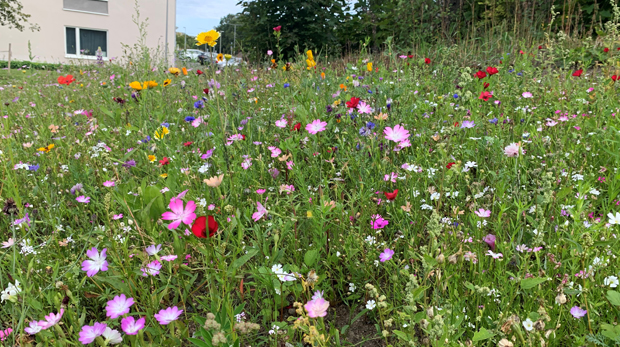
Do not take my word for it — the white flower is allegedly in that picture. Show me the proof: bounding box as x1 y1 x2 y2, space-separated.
1 281 22 303
604 276 619 288
522 318 534 331
430 192 441 201
608 212 620 225
366 300 376 310
102 327 123 345
349 283 356 292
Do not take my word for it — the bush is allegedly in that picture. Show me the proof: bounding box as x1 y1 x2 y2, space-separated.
0 60 63 70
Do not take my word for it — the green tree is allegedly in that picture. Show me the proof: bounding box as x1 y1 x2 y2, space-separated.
0 0 37 31
215 14 244 55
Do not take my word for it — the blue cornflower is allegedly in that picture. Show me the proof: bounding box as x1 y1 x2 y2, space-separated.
283 83 290 88
489 118 498 124
453 94 459 99
28 164 40 172
366 121 376 130
367 89 372 94
194 100 204 109
185 116 196 122
161 122 169 128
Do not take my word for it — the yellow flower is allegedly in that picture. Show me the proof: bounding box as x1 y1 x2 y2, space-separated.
306 58 316 70
144 81 158 89
196 30 220 47
367 62 373 72
163 79 171 87
306 50 314 60
160 173 168 178
224 54 232 60
169 67 180 75
148 155 156 162
217 53 223 63
37 144 55 153
129 81 143 90
154 126 169 140
204 174 224 187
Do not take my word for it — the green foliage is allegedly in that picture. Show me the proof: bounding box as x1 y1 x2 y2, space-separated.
0 59 63 70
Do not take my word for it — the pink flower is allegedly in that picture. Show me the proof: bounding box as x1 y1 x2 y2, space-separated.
474 209 491 217
256 189 266 195
570 306 587 318
0 328 12 341
371 214 389 229
379 248 394 262
121 316 145 335
252 202 267 221
161 255 178 262
24 321 43 335
105 294 135 319
103 181 115 187
81 247 108 277
79 322 107 344
486 250 503 259
268 146 282 157
304 297 330 318
504 143 525 157
112 214 123 220
154 306 183 325
483 234 496 251
76 195 90 203
275 119 287 128
145 244 161 256
141 260 162 277
522 92 533 98
38 308 64 329
306 119 328 134
357 101 372 114
383 124 410 143
161 198 196 230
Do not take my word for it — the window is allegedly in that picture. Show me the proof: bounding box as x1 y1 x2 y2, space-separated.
65 27 107 58
63 0 108 15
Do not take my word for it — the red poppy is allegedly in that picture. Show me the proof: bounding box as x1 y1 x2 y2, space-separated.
346 97 360 109
446 162 455 169
572 69 583 77
191 215 218 238
618 47 620 51
519 50 525 55
604 47 610 53
454 122 459 127
241 134 246 140
479 91 493 101
486 67 498 75
203 88 209 94
57 75 76 85
183 141 193 147
384 189 398 201
538 45 543 50
292 122 301 131
474 70 486 80
483 82 490 89
612 75 618 82
196 70 204 75
159 157 170 166
273 25 282 32
424 58 431 64
407 54 413 59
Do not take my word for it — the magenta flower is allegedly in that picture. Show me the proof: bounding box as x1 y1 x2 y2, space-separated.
38 308 64 329
357 101 372 114
305 119 327 134
474 209 491 218
383 124 410 143
371 214 389 229
304 297 330 318
379 248 394 262
161 198 196 230
81 247 108 277
103 181 115 187
0 328 13 342
483 234 496 251
112 214 123 220
570 306 587 318
24 321 43 335
141 260 162 277
79 322 107 344
252 201 267 221
76 195 90 203
161 255 178 262
154 306 183 325
105 294 135 319
121 316 145 335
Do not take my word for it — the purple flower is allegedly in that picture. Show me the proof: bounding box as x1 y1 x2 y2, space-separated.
570 306 587 318
13 213 31 227
379 248 394 262
28 164 40 172
79 322 107 344
141 260 162 277
105 294 135 319
461 120 475 129
154 306 183 325
122 160 136 168
70 183 84 195
483 234 496 251
121 316 145 335
76 196 90 203
145 244 161 256
268 168 280 178
81 247 108 277
371 215 389 229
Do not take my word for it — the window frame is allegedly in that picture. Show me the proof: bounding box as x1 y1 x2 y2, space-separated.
64 26 109 60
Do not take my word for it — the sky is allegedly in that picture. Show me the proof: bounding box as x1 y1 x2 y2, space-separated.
176 0 243 37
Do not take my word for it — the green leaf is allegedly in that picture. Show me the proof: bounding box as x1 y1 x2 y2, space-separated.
472 327 495 341
521 277 547 290
304 249 319 267
606 290 620 306
229 248 259 273
188 337 212 347
392 330 410 342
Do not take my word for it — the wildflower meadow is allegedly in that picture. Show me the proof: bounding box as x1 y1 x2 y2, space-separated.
2 25 620 347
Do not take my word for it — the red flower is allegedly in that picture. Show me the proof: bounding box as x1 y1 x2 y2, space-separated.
407 54 413 59
479 91 493 101
572 69 583 77
191 215 218 238
424 58 431 64
196 70 204 75
604 47 610 53
454 122 459 127
618 47 620 51
203 88 209 94
612 75 618 82
486 67 498 75
483 82 490 89
159 157 170 166
113 97 126 104
292 122 301 131
474 70 486 80
273 25 281 32
446 162 455 169
383 189 398 201
241 134 246 140
57 74 76 85
183 141 193 147
519 50 525 55
538 45 543 50
346 97 360 109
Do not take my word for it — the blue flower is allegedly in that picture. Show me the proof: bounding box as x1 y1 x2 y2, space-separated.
359 127 371 136
367 89 373 94
453 94 459 99
283 83 290 88
28 164 40 172
366 121 376 130
185 116 196 122
161 123 169 128
194 100 204 109
489 118 498 124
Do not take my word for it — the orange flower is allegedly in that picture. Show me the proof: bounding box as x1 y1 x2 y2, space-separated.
182 67 188 75
321 72 325 79
339 84 347 92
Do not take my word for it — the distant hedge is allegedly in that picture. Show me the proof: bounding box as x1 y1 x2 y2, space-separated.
0 60 63 70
